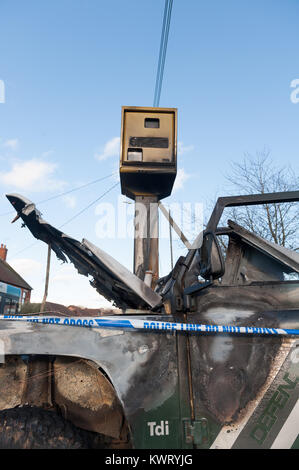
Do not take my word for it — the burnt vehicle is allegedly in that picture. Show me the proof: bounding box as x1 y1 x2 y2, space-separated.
0 190 298 449
0 107 298 449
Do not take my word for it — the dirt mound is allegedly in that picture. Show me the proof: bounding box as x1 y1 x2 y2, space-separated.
21 302 121 317
67 305 121 316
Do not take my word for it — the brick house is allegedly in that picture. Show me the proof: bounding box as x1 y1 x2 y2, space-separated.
0 244 32 315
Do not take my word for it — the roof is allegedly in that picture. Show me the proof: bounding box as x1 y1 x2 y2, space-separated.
0 258 32 291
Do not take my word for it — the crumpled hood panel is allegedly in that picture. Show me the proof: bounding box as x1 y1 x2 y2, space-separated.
6 193 162 311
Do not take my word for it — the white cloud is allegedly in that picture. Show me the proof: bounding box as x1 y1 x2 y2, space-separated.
9 258 43 278
0 158 66 192
49 264 112 308
173 168 191 192
10 258 112 309
178 141 194 155
7 255 111 309
51 265 77 282
95 137 120 161
3 139 19 151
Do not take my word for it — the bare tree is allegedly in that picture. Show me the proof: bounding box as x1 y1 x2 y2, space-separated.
168 149 299 263
223 149 299 251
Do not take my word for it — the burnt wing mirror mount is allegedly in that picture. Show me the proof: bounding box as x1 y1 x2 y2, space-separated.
199 231 225 281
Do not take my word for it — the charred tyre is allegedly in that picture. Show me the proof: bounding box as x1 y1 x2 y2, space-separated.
0 406 105 449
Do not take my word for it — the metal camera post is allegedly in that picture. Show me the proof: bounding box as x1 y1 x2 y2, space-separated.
133 194 159 287
119 106 177 289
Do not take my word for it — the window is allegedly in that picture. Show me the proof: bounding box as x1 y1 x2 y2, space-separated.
3 298 19 315
144 118 160 128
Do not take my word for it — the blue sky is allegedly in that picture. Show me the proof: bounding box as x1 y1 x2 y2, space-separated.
0 0 299 307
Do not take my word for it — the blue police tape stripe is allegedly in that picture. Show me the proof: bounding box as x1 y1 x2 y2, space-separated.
0 314 298 336
94 319 134 329
283 329 299 335
2 316 134 329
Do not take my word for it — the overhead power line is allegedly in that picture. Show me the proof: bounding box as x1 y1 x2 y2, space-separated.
10 241 38 259
38 172 116 208
0 172 116 217
153 0 174 107
9 181 120 258
59 181 119 229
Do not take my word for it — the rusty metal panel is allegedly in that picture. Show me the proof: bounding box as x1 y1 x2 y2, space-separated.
188 310 282 424
0 357 27 410
21 357 52 408
53 357 124 439
186 280 299 447
0 316 181 448
227 220 299 275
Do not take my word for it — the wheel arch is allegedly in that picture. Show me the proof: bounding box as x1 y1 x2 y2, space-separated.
0 353 132 447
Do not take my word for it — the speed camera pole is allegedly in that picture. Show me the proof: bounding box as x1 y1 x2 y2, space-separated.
119 106 177 289
134 195 159 289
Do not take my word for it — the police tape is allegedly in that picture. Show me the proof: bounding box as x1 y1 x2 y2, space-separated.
0 314 299 336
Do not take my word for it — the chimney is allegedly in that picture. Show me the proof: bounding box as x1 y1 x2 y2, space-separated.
0 244 8 261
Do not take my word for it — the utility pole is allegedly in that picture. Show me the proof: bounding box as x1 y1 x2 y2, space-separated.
40 244 51 313
169 209 174 270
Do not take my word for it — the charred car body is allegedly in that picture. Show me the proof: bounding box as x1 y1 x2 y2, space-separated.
0 107 298 449
0 190 297 449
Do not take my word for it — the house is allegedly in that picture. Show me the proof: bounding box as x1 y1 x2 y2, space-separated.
0 244 32 315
